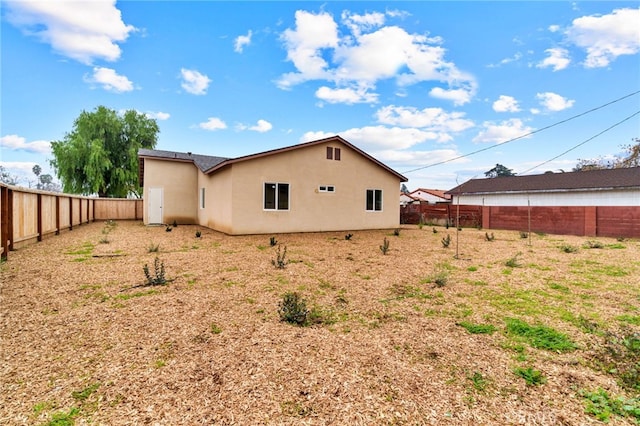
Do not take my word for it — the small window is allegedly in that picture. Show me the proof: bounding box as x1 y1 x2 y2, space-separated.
334 148 341 161
199 188 205 209
366 189 383 211
264 182 289 210
319 185 335 193
326 146 333 160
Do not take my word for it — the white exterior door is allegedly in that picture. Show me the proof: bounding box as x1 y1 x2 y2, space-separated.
148 187 163 224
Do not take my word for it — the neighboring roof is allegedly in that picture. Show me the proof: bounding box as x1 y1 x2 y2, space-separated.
138 136 408 184
447 167 640 195
410 188 451 200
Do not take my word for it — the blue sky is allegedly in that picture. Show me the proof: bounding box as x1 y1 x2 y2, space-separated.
1 1 639 191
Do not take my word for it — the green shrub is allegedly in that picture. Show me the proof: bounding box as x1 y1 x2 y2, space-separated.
272 245 288 269
584 240 604 249
380 237 390 255
345 233 353 240
270 236 278 246
505 252 521 268
393 228 401 236
514 366 546 386
560 244 579 253
485 232 495 242
278 292 309 325
519 231 528 239
165 225 172 232
580 388 640 422
195 230 202 238
441 234 451 248
591 328 640 391
143 257 167 286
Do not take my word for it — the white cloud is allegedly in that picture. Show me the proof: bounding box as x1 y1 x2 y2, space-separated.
548 24 561 33
492 95 521 113
315 86 378 104
472 119 534 144
84 67 134 92
180 68 211 95
277 9 476 105
537 47 571 71
5 0 135 64
249 119 273 133
566 7 640 68
302 125 439 150
375 105 473 135
145 111 170 120
199 117 227 131
0 134 51 154
370 148 469 167
234 30 252 53
536 92 575 111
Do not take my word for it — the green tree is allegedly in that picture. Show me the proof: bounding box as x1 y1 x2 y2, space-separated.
32 164 42 189
400 183 409 194
484 163 515 178
50 106 159 197
574 138 640 171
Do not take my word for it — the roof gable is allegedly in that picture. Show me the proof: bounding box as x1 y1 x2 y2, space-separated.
447 167 640 195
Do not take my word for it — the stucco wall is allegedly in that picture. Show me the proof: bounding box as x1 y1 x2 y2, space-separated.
456 189 640 207
211 141 401 234
143 158 198 224
198 167 233 233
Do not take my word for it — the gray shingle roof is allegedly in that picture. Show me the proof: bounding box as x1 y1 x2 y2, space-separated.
138 148 228 172
447 167 640 195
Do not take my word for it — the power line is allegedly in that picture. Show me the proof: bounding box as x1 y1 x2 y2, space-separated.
519 109 640 175
402 89 640 174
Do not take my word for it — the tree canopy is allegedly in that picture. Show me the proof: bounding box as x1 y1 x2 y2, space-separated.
50 106 159 197
574 138 640 171
484 163 515 178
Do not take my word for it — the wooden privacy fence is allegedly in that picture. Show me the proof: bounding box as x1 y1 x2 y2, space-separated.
400 203 640 238
0 184 143 261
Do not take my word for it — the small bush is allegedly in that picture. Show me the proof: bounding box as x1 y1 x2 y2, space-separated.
393 228 401 236
485 232 495 241
519 231 528 239
165 225 172 232
584 240 604 249
345 233 353 240
514 366 546 386
380 237 390 255
270 236 278 247
591 328 640 391
580 388 640 423
560 244 579 253
195 230 202 238
143 257 167 286
172 220 178 227
432 227 438 234
458 322 496 335
147 243 160 253
505 252 521 268
278 292 309 326
272 245 288 269
441 234 451 248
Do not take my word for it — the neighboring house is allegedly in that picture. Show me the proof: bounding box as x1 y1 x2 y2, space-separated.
446 167 640 206
138 136 408 235
400 192 421 206
409 188 451 204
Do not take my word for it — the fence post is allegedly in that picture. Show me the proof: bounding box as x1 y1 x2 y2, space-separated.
37 193 43 242
1 186 9 260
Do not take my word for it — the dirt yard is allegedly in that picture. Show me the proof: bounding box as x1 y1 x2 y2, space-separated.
1 220 639 425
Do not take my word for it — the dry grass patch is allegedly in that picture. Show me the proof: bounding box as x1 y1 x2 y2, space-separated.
1 221 639 424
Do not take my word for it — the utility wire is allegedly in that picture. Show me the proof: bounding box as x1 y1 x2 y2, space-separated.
402 89 640 174
519 109 640 175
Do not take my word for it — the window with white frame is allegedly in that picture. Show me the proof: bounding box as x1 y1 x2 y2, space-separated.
366 189 383 211
264 182 289 210
199 187 205 209
318 185 335 193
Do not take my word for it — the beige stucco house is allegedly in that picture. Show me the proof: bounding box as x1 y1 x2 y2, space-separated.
138 136 408 235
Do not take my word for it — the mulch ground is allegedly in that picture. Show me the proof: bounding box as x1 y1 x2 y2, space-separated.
1 221 639 425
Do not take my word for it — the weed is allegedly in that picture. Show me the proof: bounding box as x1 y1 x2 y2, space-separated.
307 305 338 326
278 292 309 326
272 245 288 269
380 237 390 255
143 257 167 286
441 234 451 248
467 266 478 272
345 233 353 240
584 240 604 249
590 328 640 391
580 388 640 422
270 236 278 247
45 407 79 426
505 318 576 352
115 289 158 301
165 225 172 232
485 232 495 242
468 371 488 391
514 366 546 386
210 323 222 334
147 243 160 253
617 315 640 326
431 270 449 287
393 228 401 236
607 242 626 249
505 252 522 268
458 321 496 335
519 231 528 239
72 382 100 401
432 227 438 234
560 244 579 253
195 230 202 238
